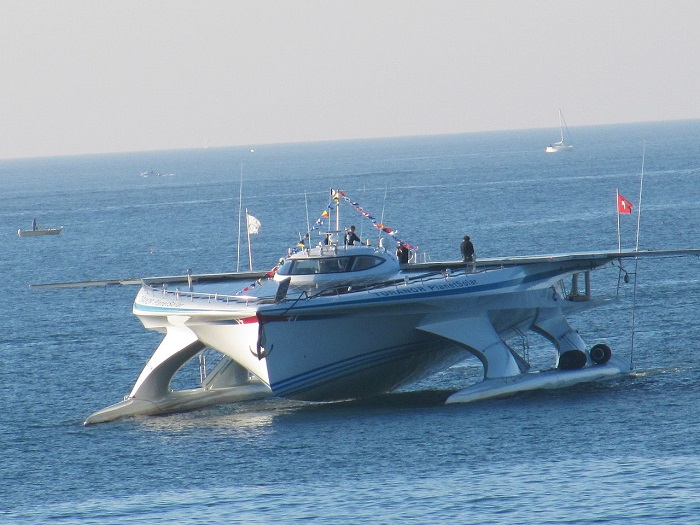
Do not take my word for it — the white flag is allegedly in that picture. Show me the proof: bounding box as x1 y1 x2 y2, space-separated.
247 213 261 235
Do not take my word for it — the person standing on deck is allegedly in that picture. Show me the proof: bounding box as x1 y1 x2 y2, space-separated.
461 235 475 262
345 225 361 245
396 243 410 264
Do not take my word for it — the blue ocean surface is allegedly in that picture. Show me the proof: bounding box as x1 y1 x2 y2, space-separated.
1 121 700 524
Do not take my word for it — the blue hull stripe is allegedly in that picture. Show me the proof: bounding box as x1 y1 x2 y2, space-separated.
273 344 401 389
270 343 415 397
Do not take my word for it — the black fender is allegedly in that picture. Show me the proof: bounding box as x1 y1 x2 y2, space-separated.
589 343 612 365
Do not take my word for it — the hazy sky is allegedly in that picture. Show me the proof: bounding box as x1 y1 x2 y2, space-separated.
2 1 699 159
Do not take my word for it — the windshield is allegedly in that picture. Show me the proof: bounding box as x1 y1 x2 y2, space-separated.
277 255 386 276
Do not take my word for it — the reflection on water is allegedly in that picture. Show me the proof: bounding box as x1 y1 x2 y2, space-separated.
136 398 307 434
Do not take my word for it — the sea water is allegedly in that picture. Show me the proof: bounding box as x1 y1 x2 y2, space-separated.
1 121 700 524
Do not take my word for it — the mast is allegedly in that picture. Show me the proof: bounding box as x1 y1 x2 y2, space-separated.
558 108 565 143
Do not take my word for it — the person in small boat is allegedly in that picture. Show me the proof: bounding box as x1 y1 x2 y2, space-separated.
345 225 361 245
396 243 410 264
461 235 475 262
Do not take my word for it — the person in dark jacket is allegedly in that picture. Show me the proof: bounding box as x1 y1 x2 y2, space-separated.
460 235 475 262
396 243 410 264
345 225 361 245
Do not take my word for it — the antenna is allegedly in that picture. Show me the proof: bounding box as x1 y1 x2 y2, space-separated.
236 161 243 272
304 191 310 245
634 145 645 252
629 143 645 369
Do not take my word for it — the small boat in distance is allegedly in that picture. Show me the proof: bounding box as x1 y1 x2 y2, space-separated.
545 109 574 153
140 170 174 177
18 218 63 237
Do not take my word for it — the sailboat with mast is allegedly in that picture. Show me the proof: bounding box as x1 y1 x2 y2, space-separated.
545 109 574 153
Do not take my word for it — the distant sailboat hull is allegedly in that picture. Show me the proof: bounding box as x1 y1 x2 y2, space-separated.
545 142 573 154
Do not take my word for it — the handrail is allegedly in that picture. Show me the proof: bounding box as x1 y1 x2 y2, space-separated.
141 283 269 306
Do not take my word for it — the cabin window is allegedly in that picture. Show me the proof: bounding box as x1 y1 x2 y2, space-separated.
318 257 352 273
289 259 319 275
351 256 384 271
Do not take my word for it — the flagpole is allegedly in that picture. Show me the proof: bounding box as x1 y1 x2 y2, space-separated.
236 161 243 272
378 184 388 246
616 188 621 252
246 208 253 271
334 190 340 240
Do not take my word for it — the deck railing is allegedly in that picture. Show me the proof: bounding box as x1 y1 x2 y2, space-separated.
142 264 483 305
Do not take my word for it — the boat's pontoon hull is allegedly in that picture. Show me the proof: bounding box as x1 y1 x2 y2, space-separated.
84 323 273 425
446 355 629 404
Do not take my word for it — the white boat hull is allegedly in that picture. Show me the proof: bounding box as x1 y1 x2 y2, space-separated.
184 262 596 401
194 310 469 401
446 355 630 404
545 143 573 153
84 382 272 424
18 226 63 237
